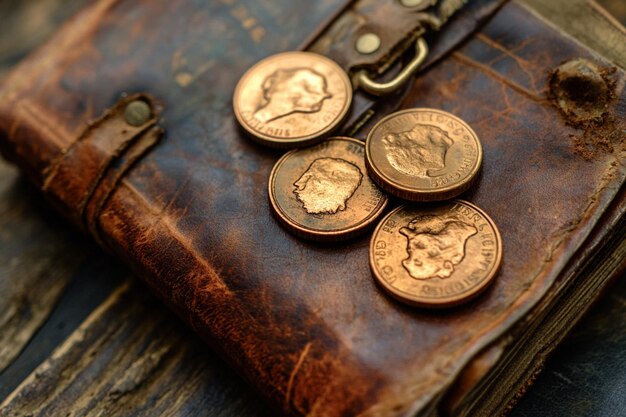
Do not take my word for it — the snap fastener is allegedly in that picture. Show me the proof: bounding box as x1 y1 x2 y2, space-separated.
356 33 381 55
124 100 152 126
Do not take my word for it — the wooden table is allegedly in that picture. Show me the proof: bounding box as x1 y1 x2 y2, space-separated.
0 1 624 415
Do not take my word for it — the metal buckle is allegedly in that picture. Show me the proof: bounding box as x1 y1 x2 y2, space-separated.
354 37 428 96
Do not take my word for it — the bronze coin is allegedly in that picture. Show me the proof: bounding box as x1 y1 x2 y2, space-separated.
234 51 352 148
269 137 388 241
370 201 502 308
365 108 482 201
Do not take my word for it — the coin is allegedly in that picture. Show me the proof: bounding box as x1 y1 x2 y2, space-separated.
234 52 352 148
269 137 388 241
370 201 502 308
365 108 482 201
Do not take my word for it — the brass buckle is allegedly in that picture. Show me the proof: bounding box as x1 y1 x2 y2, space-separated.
354 37 428 96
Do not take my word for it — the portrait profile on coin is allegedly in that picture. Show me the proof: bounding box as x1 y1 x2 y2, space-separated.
399 214 477 280
293 157 363 215
383 123 454 177
253 67 332 123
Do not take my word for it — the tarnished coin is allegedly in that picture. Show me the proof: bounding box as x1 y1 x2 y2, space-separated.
269 137 388 241
365 108 482 201
234 52 352 148
370 201 502 308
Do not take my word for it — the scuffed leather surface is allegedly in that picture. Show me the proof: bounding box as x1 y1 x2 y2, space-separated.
312 0 505 138
308 0 505 74
0 1 624 417
41 93 162 232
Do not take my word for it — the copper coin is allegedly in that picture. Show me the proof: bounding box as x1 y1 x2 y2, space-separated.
365 108 482 201
234 52 352 148
269 137 388 241
370 201 502 308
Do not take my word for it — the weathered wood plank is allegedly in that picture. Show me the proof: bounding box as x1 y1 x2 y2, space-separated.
0 159 129 401
0 0 127 382
521 0 626 69
598 0 626 24
0 0 110 388
0 162 82 372
0 0 87 79
0 282 273 417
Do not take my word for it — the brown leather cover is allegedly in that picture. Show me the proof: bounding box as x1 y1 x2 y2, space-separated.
0 1 624 416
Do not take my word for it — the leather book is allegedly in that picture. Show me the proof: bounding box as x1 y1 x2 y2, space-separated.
0 1 624 416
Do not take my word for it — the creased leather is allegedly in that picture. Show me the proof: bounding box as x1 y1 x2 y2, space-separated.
308 0 506 74
0 1 624 417
317 0 506 136
41 93 162 232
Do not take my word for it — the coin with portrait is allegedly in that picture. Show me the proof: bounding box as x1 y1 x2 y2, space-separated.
370 201 502 308
269 137 388 241
234 51 352 148
365 109 482 201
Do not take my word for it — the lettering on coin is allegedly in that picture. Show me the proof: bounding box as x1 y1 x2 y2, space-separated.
383 123 453 178
233 52 352 147
369 201 502 307
365 109 483 201
399 214 477 280
254 67 332 123
293 157 362 215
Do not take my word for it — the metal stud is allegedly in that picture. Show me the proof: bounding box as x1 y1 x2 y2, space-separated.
124 100 152 126
355 33 381 55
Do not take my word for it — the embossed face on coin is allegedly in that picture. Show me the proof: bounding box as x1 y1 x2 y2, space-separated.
254 67 332 123
399 214 477 280
293 157 363 215
234 52 352 148
269 137 388 241
366 109 482 201
370 201 501 308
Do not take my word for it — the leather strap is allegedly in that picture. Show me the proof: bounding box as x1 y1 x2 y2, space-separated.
306 0 508 138
308 0 507 75
41 93 162 237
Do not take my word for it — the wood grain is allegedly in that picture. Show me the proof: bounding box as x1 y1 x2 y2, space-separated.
0 0 120 392
0 0 87 79
0 282 272 417
0 0 98 377
521 0 626 69
0 161 83 372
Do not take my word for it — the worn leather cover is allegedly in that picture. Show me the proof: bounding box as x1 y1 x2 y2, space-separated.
0 1 624 416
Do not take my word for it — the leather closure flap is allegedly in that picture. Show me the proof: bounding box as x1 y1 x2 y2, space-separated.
41 93 163 239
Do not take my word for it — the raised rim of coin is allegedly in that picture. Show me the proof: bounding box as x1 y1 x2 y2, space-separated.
269 137 388 241
365 108 483 202
369 200 502 308
233 51 352 148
